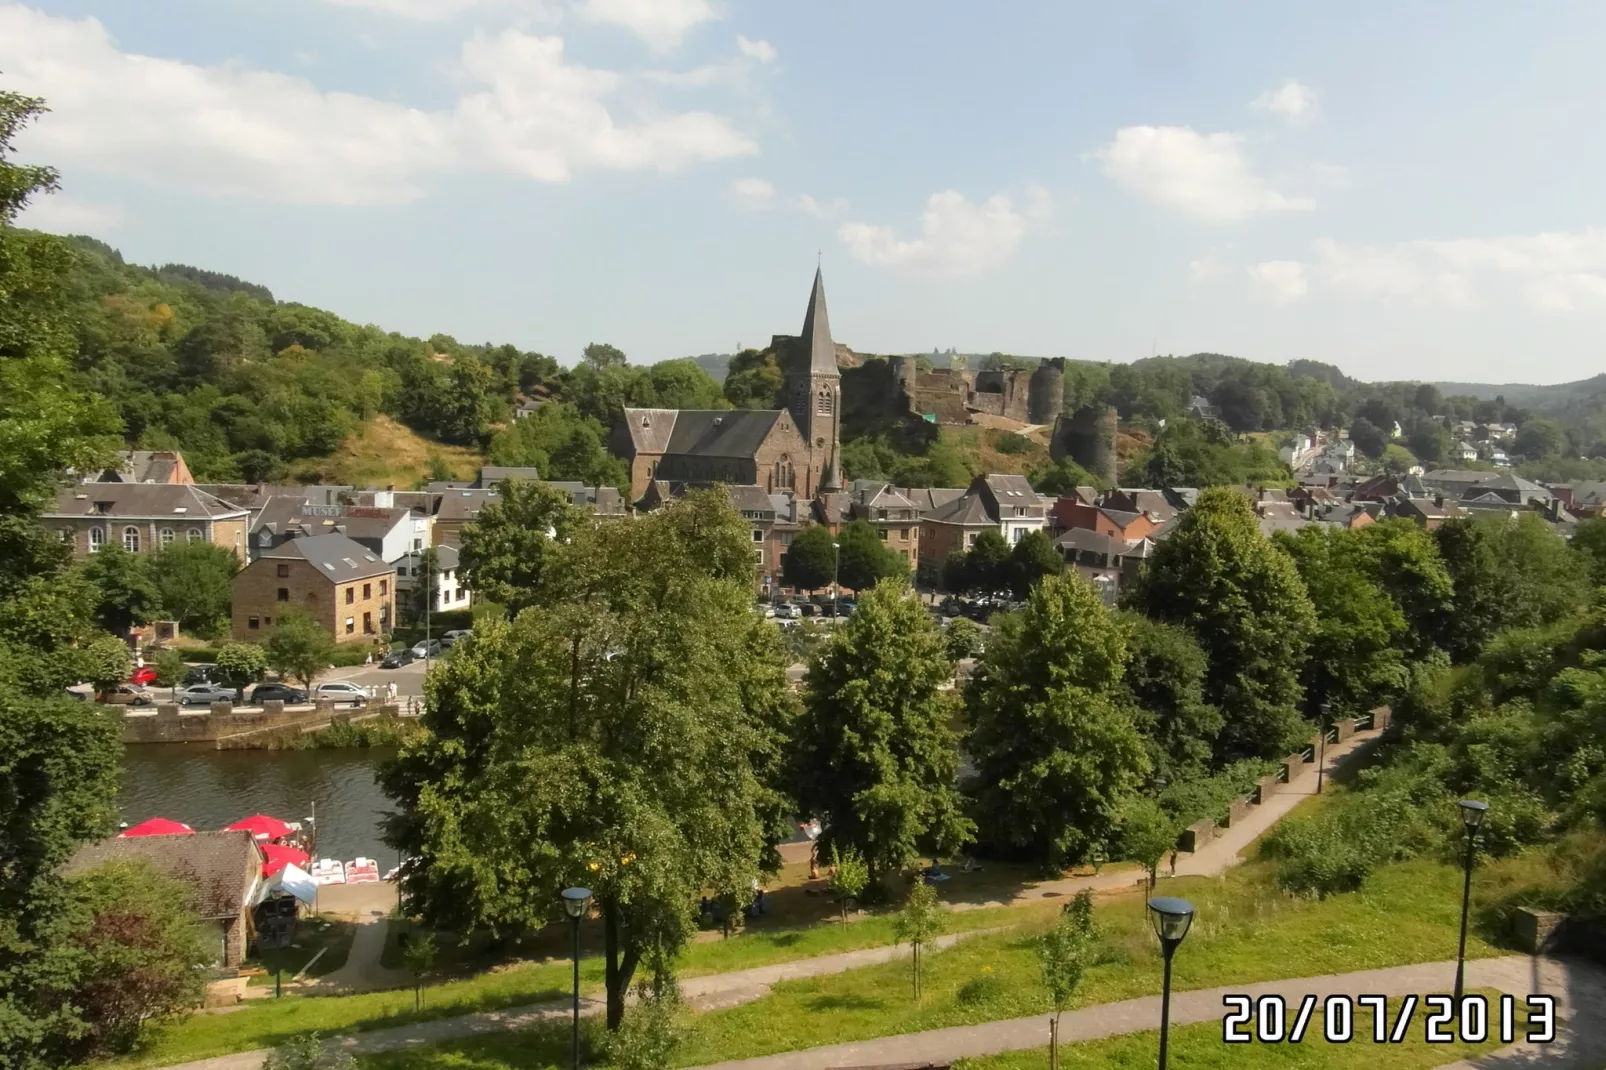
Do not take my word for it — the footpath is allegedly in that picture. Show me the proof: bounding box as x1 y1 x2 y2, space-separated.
157 723 1391 1070
691 956 1606 1070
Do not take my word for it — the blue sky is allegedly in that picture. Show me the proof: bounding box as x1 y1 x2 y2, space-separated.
6 0 1606 384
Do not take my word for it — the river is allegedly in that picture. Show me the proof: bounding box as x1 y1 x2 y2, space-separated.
118 747 396 864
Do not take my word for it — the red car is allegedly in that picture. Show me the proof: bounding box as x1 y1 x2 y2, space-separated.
130 665 158 686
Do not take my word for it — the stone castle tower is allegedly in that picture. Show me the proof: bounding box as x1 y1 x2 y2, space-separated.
786 269 843 492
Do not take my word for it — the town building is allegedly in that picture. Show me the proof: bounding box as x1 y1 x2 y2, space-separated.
63 831 263 966
613 270 843 502
45 484 250 560
396 544 468 615
87 449 195 486
231 533 395 642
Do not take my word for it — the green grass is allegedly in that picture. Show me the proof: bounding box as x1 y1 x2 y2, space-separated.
248 917 356 986
959 993 1523 1070
345 858 1511 1070
113 900 1028 1068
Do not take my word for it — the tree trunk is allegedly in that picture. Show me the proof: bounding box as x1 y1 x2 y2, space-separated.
602 901 640 1031
1050 1013 1059 1070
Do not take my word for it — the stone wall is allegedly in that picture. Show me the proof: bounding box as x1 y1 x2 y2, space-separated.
124 700 402 747
1254 774 1281 804
1178 818 1215 852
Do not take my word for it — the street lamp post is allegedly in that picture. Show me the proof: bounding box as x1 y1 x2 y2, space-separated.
1453 800 1489 1003
1316 701 1332 795
561 887 593 1070
1147 896 1196 1070
832 541 841 618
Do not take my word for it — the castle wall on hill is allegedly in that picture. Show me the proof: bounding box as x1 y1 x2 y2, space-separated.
892 356 1065 427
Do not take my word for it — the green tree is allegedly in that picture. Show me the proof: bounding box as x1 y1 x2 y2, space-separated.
147 542 237 638
1574 516 1606 587
485 402 627 488
1118 797 1178 893
1119 615 1222 781
400 930 437 1011
790 579 972 881
964 529 1010 595
457 480 585 615
84 634 133 694
380 491 793 1030
940 550 970 595
781 524 837 592
1038 896 1096 1070
646 358 725 410
1348 417 1388 459
1126 487 1316 762
1028 456 1102 496
152 648 187 699
891 880 944 1001
835 519 907 592
943 616 983 662
59 860 213 1060
827 844 868 924
77 545 157 636
583 342 628 371
722 349 783 409
1007 529 1061 599
214 642 267 699
966 574 1149 869
263 1034 355 1070
264 610 335 690
1515 418 1566 460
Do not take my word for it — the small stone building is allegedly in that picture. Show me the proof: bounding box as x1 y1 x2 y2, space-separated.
44 483 250 560
63 830 264 967
232 532 395 642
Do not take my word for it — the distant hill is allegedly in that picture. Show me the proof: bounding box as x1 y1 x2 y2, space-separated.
692 353 731 382
1432 374 1606 406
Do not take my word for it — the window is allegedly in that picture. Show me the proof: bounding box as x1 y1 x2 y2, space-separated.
899 528 909 540
754 549 764 564
363 612 373 635
276 588 289 602
1012 528 1025 544
345 617 355 635
187 527 202 542
160 527 175 547
276 564 290 578
752 529 764 542
457 589 467 603
123 526 140 553
362 582 371 599
59 528 73 544
413 538 423 550
263 616 273 626
878 529 888 541
345 586 354 605
816 388 834 416
248 616 260 630
379 579 388 596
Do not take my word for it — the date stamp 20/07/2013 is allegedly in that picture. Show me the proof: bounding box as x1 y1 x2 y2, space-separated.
1222 994 1557 1045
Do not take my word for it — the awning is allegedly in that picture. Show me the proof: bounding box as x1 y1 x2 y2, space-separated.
119 817 195 837
226 814 293 840
261 842 311 877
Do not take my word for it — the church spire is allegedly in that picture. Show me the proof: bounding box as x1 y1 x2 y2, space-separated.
799 267 839 377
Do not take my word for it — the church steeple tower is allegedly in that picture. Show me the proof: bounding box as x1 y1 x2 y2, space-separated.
789 268 843 494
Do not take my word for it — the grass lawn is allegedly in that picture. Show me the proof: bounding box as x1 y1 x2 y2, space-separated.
959 993 1523 1070
248 916 356 986
348 857 1511 1070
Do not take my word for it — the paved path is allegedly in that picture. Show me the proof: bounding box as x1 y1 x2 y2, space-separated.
313 913 408 993
690 956 1606 1070
154 930 998 1070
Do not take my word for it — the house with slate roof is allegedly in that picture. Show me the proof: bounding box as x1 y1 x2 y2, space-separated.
613 270 843 501
64 831 263 966
231 532 395 643
45 483 250 560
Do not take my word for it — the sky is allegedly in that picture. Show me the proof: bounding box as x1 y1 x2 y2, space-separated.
5 0 1606 384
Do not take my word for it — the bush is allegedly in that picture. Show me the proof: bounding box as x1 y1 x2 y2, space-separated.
956 971 1007 1006
1158 760 1276 828
994 432 1033 455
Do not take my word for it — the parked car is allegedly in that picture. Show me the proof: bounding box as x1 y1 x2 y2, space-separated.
250 683 308 705
380 649 415 669
837 600 857 616
64 688 88 702
411 639 443 658
773 603 799 620
176 683 236 706
99 684 153 706
798 603 820 618
442 629 471 641
313 681 368 705
182 665 218 686
129 665 158 686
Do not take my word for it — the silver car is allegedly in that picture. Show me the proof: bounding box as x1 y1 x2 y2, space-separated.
176 683 236 706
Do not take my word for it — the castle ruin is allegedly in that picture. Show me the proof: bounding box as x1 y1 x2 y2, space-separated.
892 356 1066 427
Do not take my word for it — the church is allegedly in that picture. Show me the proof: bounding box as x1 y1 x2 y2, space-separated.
613 269 844 502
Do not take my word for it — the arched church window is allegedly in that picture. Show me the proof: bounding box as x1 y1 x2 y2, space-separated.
816 388 834 416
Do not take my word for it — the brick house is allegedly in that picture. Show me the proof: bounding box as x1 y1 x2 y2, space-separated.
63 831 263 966
232 533 395 643
919 492 999 567
45 484 250 560
845 481 921 568
1050 499 1160 543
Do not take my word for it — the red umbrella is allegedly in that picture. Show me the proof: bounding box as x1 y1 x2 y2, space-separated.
119 817 195 838
261 842 311 877
226 814 293 840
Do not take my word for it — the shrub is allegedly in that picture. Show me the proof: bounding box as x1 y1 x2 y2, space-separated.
956 970 1006 1006
994 432 1033 455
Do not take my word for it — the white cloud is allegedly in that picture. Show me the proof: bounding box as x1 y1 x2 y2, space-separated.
1188 256 1225 281
837 189 1046 279
1093 125 1314 223
796 193 847 219
575 0 717 50
730 177 774 210
1264 228 1606 311
1251 80 1319 125
0 7 755 206
321 0 556 20
1248 260 1307 303
736 36 776 64
17 193 124 233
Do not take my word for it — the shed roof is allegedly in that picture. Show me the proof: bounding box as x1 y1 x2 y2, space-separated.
258 533 393 582
63 831 261 919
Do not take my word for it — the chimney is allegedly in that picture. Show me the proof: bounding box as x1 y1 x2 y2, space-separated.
1434 493 1444 508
